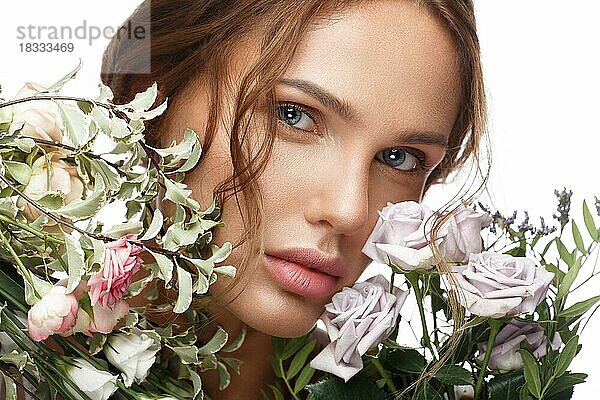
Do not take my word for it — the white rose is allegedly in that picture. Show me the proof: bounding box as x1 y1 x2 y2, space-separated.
64 358 118 400
441 206 492 263
104 331 160 387
17 153 84 224
362 201 445 271
8 82 65 142
453 252 554 318
309 275 408 382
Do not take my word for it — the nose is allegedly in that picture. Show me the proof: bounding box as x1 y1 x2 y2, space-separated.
303 156 370 235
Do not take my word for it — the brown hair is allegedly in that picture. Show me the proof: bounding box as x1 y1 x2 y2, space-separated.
102 0 488 389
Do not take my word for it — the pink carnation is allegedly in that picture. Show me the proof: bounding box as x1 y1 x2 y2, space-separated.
88 235 144 308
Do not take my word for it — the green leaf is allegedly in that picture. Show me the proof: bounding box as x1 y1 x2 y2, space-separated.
86 158 121 193
269 384 285 400
488 372 525 400
57 102 89 148
583 200 599 241
24 273 53 305
222 325 247 353
0 371 17 400
287 340 316 380
556 256 582 300
55 174 106 221
555 238 574 267
164 178 200 210
518 349 541 398
546 373 587 398
281 335 310 361
122 82 158 112
95 82 114 103
198 327 228 356
3 161 31 185
64 232 85 294
46 59 82 92
554 335 579 379
173 265 193 313
216 361 231 391
571 221 586 253
385 348 426 374
102 221 143 239
307 378 386 400
433 364 473 386
294 364 316 394
140 208 163 241
559 295 600 318
147 248 174 285
416 382 444 400
214 265 236 278
272 336 286 358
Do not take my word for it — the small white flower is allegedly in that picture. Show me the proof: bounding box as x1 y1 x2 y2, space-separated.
64 358 117 400
104 330 160 387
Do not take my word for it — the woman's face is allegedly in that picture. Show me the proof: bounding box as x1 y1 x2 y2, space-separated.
162 1 461 337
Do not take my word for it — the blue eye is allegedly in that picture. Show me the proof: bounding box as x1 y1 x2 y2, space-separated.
375 148 421 171
276 103 317 132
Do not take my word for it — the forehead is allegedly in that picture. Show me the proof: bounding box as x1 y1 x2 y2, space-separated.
282 0 462 134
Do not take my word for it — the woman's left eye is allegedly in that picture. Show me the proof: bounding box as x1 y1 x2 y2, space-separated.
276 103 317 132
375 148 424 172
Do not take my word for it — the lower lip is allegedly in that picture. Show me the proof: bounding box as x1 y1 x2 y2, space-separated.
263 254 339 299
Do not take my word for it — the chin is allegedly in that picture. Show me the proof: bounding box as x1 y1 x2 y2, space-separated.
228 284 328 338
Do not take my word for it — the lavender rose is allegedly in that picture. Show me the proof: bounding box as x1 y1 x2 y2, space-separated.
309 275 408 382
441 206 492 263
362 201 443 271
477 320 561 371
453 252 554 318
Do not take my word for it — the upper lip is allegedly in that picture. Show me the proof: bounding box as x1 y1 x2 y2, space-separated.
266 248 346 278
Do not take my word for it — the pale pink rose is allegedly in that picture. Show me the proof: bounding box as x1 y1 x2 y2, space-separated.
477 320 561 371
309 275 408 381
88 235 144 308
27 285 79 341
441 206 492 263
69 300 129 336
362 201 444 270
9 82 64 142
452 252 554 318
17 153 84 224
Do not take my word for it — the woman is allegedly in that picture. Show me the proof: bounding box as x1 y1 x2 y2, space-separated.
102 0 486 398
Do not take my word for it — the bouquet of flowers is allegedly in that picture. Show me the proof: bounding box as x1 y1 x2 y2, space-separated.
0 62 243 399
0 65 598 400
268 194 600 400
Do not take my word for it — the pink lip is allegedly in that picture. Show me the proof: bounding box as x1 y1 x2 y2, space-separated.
263 248 346 299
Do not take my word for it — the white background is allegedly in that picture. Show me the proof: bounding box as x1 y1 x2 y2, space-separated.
1 1 599 398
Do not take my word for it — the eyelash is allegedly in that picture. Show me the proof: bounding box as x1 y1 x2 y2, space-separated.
275 101 433 174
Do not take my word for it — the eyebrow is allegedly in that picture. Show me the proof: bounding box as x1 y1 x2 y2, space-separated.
279 78 357 121
278 78 449 149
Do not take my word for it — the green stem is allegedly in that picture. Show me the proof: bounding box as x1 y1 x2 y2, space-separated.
0 279 28 314
0 228 38 298
406 273 434 356
0 214 64 244
279 359 301 400
474 319 502 400
371 357 397 395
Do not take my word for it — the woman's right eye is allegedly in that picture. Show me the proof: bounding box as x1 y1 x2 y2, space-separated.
276 103 318 132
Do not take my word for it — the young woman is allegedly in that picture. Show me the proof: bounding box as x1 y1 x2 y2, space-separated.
102 0 487 397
